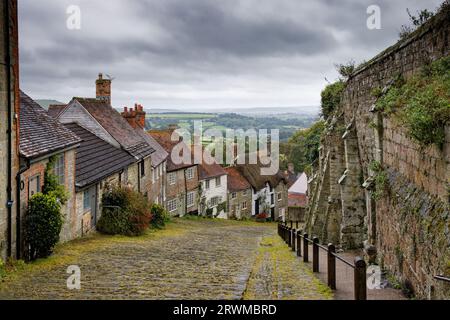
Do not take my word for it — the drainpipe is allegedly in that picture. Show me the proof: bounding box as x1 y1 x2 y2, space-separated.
4 0 14 258
16 160 30 259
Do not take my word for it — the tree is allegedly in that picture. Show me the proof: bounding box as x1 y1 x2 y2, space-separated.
399 7 435 39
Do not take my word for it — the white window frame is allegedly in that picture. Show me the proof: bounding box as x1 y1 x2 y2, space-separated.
168 172 176 185
242 201 248 210
167 199 178 212
187 191 195 208
215 176 221 187
278 192 283 201
53 153 65 185
205 179 210 189
186 167 194 180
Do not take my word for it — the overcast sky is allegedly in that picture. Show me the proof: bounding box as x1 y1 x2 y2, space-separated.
18 0 443 112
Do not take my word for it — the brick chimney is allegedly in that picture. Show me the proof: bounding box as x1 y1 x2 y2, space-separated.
121 103 146 129
96 73 111 105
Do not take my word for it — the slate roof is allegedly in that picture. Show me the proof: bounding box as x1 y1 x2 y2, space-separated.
135 129 169 167
20 91 81 160
74 98 154 159
225 167 251 192
64 123 136 191
47 104 68 118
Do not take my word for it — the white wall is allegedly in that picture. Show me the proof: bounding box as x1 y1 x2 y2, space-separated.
201 174 228 218
251 183 275 216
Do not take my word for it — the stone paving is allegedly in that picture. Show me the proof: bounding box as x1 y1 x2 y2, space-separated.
0 218 332 300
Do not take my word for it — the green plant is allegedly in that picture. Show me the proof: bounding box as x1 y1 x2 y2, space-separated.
43 156 68 205
0 258 5 279
376 56 450 148
97 186 152 236
25 193 63 260
335 60 356 80
150 204 170 229
320 81 345 119
217 201 227 213
370 161 388 200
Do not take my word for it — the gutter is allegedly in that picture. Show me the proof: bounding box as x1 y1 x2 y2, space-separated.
4 0 14 258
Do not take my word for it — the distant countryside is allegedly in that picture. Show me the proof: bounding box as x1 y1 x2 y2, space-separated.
145 110 319 142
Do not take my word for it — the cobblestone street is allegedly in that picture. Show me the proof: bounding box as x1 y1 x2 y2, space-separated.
0 218 332 300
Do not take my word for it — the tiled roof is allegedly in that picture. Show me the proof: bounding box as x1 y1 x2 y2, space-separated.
135 129 168 167
47 104 67 118
74 98 154 159
288 193 308 208
225 167 251 192
198 162 227 180
149 129 196 172
64 123 136 191
20 91 81 159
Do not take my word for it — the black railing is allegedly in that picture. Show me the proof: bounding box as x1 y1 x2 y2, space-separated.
278 222 367 300
434 275 450 283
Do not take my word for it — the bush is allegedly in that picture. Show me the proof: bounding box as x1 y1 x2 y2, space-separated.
97 186 152 236
150 204 169 229
321 81 345 120
25 193 63 260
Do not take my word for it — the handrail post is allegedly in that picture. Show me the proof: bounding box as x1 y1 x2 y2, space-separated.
303 233 309 262
313 237 319 272
354 257 367 300
327 243 336 290
290 221 293 229
296 230 302 257
285 227 290 245
291 229 296 252
296 221 299 229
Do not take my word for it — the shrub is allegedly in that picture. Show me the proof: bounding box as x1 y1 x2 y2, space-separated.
321 81 345 120
97 186 152 236
25 193 63 260
150 204 169 229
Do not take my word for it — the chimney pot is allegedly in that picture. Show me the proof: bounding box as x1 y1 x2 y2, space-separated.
124 107 128 113
98 73 103 79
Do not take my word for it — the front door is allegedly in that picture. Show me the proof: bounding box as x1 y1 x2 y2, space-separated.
255 200 260 216
90 185 97 228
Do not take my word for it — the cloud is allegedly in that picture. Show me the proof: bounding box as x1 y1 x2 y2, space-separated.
18 0 444 110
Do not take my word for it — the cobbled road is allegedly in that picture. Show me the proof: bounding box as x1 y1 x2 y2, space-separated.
0 218 331 300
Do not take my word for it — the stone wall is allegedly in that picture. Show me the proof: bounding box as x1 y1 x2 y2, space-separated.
306 6 450 299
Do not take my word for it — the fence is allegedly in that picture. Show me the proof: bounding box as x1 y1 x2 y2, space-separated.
278 222 367 300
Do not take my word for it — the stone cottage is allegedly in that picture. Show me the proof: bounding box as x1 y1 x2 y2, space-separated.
63 123 136 236
287 172 308 222
18 92 81 256
235 163 288 221
225 167 252 220
149 129 199 216
198 162 228 218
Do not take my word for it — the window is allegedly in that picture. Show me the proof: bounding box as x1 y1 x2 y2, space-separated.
242 201 248 210
53 154 65 185
168 172 176 185
187 192 195 208
186 167 194 180
278 192 283 201
28 175 41 198
215 176 221 187
83 189 91 211
205 179 210 189
211 196 221 207
140 160 145 177
271 193 275 205
231 192 237 199
167 199 178 212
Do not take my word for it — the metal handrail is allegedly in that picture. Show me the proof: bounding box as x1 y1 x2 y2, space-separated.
435 275 450 283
